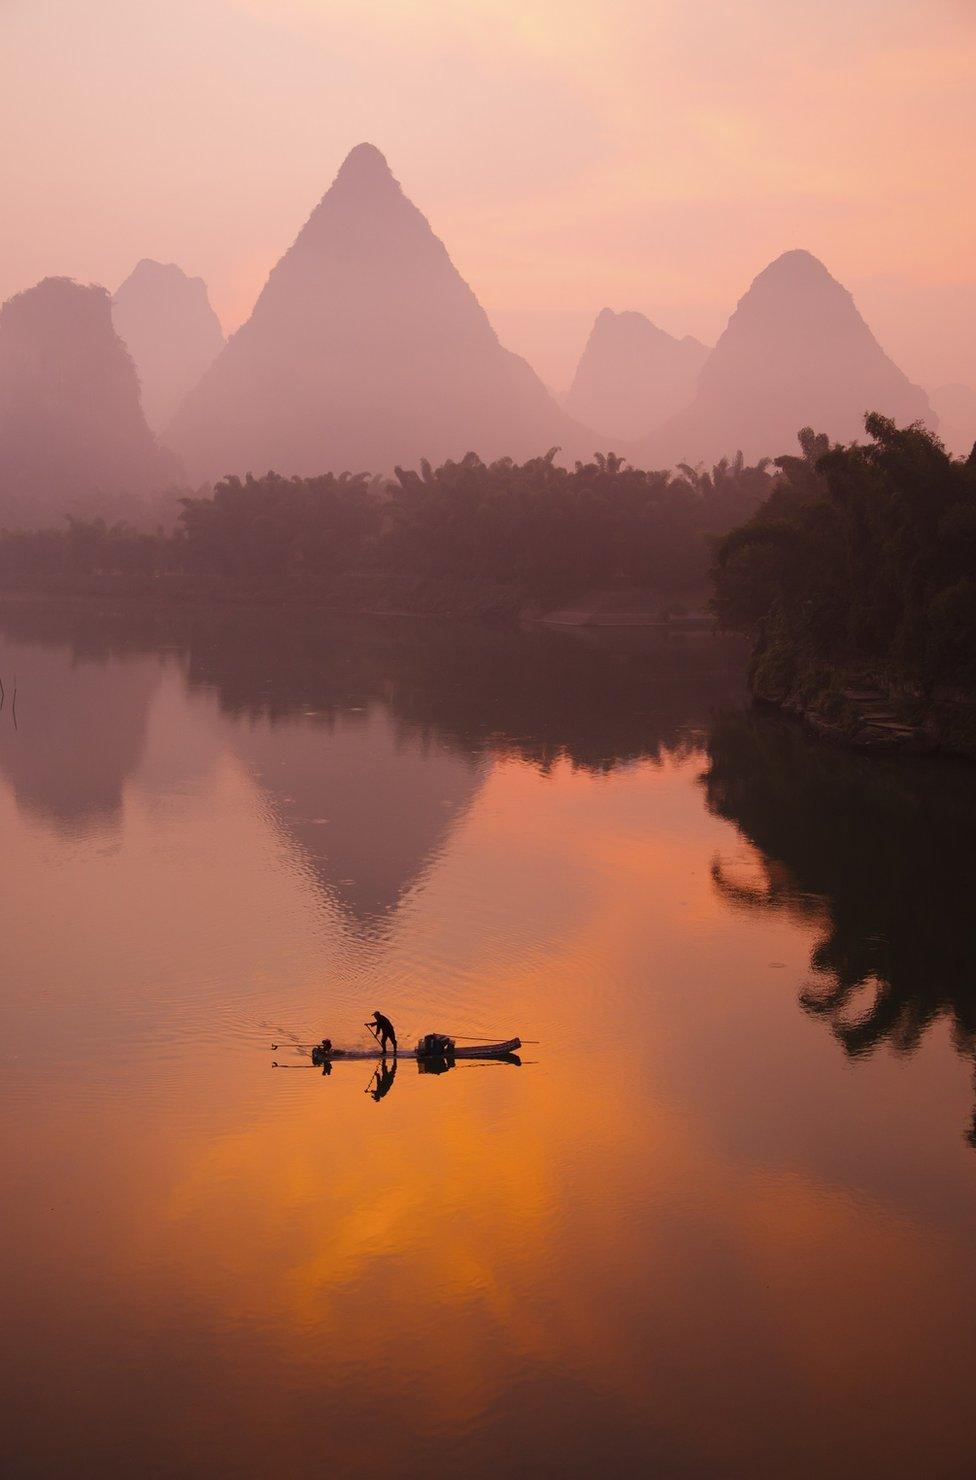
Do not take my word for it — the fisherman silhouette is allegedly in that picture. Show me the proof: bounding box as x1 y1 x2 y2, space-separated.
368 1057 398 1102
369 1011 397 1055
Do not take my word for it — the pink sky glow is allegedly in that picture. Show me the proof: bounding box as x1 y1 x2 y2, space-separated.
1 0 974 392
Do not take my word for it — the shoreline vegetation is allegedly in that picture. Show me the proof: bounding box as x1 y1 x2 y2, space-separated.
3 418 975 759
0 573 716 628
0 448 772 625
713 415 976 759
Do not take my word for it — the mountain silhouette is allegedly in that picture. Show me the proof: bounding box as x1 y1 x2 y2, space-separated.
0 277 178 524
113 260 224 432
565 309 709 442
645 251 933 465
166 144 590 480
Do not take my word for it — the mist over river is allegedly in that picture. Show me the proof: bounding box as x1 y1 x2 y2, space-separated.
2 605 976 1480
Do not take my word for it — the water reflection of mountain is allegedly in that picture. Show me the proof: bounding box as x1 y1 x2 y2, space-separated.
0 603 747 921
190 615 747 926
703 710 976 1135
233 710 484 923
0 635 160 835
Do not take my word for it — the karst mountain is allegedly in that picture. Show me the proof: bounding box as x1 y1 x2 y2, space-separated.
565 309 709 442
0 276 178 525
113 260 224 432
645 250 933 465
166 144 589 479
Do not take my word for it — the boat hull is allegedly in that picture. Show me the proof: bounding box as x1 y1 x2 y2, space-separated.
315 1037 521 1063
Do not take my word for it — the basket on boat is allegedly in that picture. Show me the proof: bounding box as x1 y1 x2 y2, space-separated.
415 1032 455 1072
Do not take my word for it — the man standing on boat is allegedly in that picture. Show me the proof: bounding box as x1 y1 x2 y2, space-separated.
369 1010 397 1057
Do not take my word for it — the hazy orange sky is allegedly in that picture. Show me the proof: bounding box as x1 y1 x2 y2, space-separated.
2 0 974 391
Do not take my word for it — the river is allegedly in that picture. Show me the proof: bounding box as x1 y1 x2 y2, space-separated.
2 604 975 1479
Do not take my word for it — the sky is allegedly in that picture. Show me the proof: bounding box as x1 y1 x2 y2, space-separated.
1 0 974 392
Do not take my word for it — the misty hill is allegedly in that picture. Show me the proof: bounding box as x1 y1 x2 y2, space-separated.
0 277 178 524
113 259 224 432
645 251 933 465
930 383 976 458
165 143 590 481
565 309 709 442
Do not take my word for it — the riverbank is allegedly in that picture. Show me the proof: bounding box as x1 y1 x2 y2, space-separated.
0 571 711 629
748 635 976 760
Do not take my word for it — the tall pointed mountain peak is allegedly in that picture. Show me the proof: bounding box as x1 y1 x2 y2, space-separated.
756 249 836 287
334 142 398 189
644 249 932 464
166 147 586 478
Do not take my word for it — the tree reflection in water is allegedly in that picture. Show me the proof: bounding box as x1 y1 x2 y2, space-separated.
0 600 747 933
0 600 747 776
703 710 976 1141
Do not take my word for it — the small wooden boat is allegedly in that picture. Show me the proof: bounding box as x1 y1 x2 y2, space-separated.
311 1035 521 1065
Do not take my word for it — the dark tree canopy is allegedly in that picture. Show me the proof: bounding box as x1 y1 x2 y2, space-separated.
0 449 775 601
712 415 976 689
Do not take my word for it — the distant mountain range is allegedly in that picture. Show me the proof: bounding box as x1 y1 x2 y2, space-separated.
0 155 962 518
565 309 709 444
165 143 591 481
113 259 224 433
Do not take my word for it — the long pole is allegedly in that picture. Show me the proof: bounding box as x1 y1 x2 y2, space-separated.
449 1034 538 1042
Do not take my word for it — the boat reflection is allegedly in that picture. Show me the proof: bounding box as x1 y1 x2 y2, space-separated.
297 1043 524 1100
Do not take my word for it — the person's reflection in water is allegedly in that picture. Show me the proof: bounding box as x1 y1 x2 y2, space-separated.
367 1056 397 1102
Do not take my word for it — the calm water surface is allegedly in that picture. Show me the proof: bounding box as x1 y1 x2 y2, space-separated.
2 605 976 1479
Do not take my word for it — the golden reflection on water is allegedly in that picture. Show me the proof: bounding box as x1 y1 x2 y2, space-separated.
2 619 976 1477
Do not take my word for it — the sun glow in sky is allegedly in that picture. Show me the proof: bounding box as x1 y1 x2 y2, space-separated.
1 0 974 389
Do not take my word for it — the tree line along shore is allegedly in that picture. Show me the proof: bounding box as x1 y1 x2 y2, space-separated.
2 416 975 757
0 448 771 619
712 415 976 758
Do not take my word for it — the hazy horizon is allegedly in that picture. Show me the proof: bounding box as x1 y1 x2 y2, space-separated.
2 0 974 394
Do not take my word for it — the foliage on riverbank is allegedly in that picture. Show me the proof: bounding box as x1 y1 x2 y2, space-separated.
0 449 773 605
712 417 976 750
